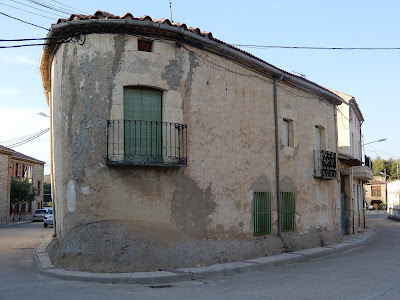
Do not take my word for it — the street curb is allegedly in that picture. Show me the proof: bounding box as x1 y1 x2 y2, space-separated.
33 227 376 284
0 221 32 227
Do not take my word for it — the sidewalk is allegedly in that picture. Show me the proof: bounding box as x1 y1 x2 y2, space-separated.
33 227 376 284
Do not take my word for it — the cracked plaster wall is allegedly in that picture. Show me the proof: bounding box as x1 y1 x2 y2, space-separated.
50 33 341 248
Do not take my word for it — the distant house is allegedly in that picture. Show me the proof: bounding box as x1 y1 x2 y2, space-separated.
0 145 45 225
365 176 387 209
332 90 373 235
40 11 347 272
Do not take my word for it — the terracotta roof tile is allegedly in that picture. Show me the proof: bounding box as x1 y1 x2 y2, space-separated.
0 145 45 165
45 11 343 106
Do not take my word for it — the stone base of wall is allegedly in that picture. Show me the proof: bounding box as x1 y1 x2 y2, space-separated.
48 220 343 273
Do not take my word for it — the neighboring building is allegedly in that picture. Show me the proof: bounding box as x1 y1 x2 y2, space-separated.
387 180 400 220
333 90 373 235
365 176 387 209
39 11 346 272
0 145 45 224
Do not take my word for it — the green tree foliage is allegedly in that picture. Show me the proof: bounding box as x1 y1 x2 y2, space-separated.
10 179 36 205
372 156 400 180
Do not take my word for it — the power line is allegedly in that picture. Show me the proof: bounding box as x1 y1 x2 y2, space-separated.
0 11 49 30
0 3 55 19
0 36 69 42
1 128 50 148
28 0 72 15
232 44 400 51
9 0 63 17
50 0 88 15
0 41 69 48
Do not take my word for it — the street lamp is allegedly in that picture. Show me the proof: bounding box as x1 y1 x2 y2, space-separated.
37 112 49 118
363 138 386 146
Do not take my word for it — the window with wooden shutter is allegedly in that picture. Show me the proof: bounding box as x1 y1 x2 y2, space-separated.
283 119 289 147
315 126 321 151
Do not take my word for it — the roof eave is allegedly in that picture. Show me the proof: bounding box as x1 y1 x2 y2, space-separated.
40 19 345 106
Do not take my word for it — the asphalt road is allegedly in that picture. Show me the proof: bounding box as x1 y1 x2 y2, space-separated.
0 215 399 300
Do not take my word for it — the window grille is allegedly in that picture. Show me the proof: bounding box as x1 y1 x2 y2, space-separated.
281 191 296 231
253 191 271 235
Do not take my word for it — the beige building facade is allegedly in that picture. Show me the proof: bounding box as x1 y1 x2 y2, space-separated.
333 90 373 235
40 11 346 272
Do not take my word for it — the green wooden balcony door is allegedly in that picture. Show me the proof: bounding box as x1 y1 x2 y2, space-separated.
124 88 162 162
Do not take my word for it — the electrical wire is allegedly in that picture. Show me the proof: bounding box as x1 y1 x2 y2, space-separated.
49 0 88 15
364 144 395 158
1 128 50 148
0 11 49 30
0 3 55 19
9 0 63 17
0 36 70 42
231 44 400 51
28 0 72 15
0 40 70 48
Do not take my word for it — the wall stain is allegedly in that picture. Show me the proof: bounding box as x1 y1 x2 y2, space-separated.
171 174 216 238
280 176 296 192
80 57 93 73
162 50 183 90
185 51 199 97
250 175 271 192
72 87 91 182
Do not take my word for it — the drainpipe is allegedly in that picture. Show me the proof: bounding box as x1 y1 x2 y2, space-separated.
274 74 284 237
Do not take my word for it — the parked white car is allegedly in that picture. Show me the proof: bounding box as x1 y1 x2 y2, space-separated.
43 212 53 228
33 208 51 221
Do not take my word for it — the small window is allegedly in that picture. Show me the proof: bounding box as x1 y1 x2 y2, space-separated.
253 191 271 235
138 40 152 52
281 191 296 231
282 119 294 147
372 186 381 197
15 163 20 178
37 181 41 195
315 126 321 151
283 120 290 147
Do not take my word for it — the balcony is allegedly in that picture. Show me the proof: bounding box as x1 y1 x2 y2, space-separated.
314 150 337 180
107 120 187 167
352 165 373 181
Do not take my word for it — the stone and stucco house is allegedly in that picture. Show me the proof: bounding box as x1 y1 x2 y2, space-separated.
0 145 45 225
333 90 373 235
365 176 387 209
40 11 346 272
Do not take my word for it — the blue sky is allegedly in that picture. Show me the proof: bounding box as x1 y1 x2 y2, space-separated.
1 0 399 174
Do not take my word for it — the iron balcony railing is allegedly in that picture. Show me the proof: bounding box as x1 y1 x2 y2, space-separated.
314 150 337 180
107 120 187 167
